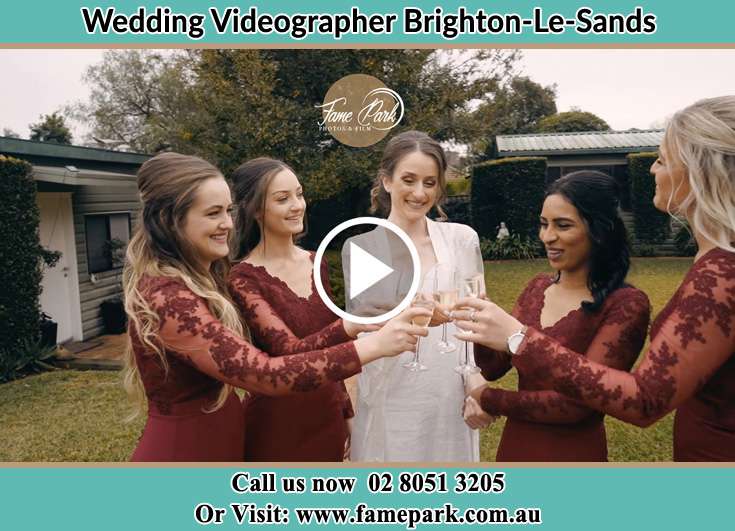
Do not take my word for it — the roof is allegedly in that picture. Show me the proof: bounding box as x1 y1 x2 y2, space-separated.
32 165 137 187
496 129 663 157
0 136 150 165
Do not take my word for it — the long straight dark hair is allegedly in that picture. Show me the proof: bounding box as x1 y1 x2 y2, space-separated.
231 157 306 260
546 170 631 313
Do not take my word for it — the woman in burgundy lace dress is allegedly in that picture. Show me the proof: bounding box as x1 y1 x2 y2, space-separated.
228 158 372 461
122 153 429 462
458 96 735 461
459 171 650 461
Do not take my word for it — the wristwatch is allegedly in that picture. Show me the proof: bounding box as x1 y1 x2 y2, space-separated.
506 325 528 355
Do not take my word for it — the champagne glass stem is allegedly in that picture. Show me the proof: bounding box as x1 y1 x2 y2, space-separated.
414 337 421 365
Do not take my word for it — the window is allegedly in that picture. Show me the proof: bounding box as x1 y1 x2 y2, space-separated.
85 213 131 273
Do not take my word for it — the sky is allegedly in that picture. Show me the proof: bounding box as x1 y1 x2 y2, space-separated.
1 49 734 141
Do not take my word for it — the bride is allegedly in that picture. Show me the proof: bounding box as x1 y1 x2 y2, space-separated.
343 130 483 462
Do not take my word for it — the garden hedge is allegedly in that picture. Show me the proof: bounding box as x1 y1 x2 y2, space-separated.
470 157 547 240
0 156 43 375
628 152 670 243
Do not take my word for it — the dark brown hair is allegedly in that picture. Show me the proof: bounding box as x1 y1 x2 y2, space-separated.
231 157 303 260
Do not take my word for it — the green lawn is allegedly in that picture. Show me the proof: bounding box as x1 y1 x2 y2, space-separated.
0 257 692 462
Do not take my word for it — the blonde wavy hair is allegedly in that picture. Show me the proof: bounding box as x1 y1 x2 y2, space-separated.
369 130 449 220
122 152 247 419
663 96 735 252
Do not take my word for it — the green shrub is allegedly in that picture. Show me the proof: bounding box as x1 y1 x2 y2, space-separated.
470 157 547 241
632 243 658 257
480 235 541 261
0 338 57 384
673 223 697 256
0 155 50 381
443 196 471 225
446 179 470 196
324 252 346 311
629 152 670 243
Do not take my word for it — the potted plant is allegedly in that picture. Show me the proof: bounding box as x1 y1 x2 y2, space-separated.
100 296 127 334
39 312 58 348
100 238 128 334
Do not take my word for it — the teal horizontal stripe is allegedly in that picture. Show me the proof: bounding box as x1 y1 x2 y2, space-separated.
1 1 733 44
2 466 733 530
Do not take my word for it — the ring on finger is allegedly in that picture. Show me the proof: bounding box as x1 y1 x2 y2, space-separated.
469 309 478 323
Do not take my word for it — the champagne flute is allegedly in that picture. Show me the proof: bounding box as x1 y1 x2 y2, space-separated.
403 274 435 372
433 263 458 353
454 275 483 375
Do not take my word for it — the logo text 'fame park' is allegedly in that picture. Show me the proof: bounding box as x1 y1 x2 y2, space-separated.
317 74 404 147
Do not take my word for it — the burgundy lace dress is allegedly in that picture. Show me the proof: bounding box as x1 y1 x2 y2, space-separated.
129 275 360 462
510 248 735 461
228 254 354 461
475 274 650 461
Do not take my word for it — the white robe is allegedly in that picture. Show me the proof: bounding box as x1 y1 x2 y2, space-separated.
343 218 483 462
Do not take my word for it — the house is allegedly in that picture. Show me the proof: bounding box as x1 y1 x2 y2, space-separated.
494 129 662 210
0 137 149 343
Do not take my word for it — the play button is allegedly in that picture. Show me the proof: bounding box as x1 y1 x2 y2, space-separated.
313 217 420 325
348 242 394 299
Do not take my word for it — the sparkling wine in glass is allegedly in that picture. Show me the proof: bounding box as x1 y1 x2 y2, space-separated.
454 275 483 375
433 263 458 354
403 292 434 372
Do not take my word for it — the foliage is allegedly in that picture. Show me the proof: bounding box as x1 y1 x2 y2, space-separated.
446 179 471 196
0 156 51 381
673 223 697 256
29 111 73 144
628 152 670 243
2 127 20 138
470 157 547 241
537 109 611 133
69 50 198 153
471 76 557 160
40 248 62 268
104 238 127 268
632 244 658 257
480 235 541 260
324 251 346 311
443 195 472 225
0 338 57 384
75 50 523 242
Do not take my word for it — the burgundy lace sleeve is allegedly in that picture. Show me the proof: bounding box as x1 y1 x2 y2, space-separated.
480 288 651 424
228 262 351 356
145 277 361 396
511 252 735 427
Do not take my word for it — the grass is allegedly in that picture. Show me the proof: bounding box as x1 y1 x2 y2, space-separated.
0 257 692 462
0 370 143 461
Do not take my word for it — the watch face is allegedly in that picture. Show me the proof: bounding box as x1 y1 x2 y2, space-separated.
508 334 523 354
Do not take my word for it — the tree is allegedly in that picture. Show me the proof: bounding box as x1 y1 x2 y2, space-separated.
29 112 72 144
2 128 20 138
467 76 557 161
537 109 611 133
76 50 520 241
77 49 518 182
70 50 199 153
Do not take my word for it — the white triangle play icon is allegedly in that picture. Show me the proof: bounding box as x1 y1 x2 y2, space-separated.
349 241 394 299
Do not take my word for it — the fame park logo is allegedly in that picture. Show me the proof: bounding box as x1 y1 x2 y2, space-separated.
317 74 404 147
